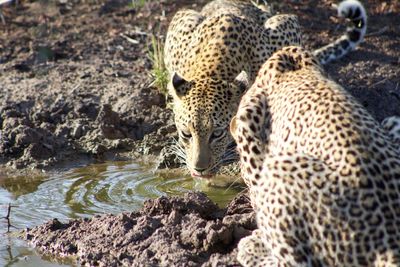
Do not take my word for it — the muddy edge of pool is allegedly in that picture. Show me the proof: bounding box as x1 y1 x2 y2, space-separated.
24 192 255 266
1 0 400 265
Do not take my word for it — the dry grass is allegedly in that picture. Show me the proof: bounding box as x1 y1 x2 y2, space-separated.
148 34 168 96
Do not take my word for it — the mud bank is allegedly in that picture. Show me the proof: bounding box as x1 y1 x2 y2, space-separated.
24 192 255 266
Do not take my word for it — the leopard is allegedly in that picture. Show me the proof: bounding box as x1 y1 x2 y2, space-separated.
164 0 367 179
229 45 400 266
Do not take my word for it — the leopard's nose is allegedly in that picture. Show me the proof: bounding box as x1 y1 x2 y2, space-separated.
194 167 207 173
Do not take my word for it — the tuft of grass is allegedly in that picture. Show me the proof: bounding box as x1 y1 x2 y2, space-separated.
148 34 169 96
128 0 147 9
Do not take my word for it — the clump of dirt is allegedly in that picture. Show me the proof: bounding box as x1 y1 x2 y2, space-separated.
24 192 255 266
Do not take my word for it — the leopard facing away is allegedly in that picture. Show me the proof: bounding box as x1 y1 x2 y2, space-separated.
164 0 367 179
230 46 400 266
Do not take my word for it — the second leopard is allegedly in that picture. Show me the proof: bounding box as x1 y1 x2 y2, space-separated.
164 0 367 178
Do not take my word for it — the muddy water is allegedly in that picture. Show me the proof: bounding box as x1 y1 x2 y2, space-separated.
0 161 241 267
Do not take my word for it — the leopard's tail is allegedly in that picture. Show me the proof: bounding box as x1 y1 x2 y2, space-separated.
382 116 400 146
313 0 367 65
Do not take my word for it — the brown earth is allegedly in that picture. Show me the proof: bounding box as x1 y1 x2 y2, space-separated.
24 192 255 266
0 0 182 172
0 0 399 172
1 0 400 266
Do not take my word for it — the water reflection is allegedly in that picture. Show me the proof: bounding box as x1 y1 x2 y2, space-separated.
0 161 242 267
0 235 73 267
0 174 46 198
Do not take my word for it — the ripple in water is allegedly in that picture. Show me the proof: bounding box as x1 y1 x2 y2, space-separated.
0 161 242 267
1 160 241 229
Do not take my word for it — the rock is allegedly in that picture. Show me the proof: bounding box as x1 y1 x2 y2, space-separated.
14 126 42 147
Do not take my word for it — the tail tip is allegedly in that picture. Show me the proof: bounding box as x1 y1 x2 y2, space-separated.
337 0 367 21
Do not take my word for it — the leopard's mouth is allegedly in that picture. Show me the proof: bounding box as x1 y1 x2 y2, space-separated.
191 172 214 179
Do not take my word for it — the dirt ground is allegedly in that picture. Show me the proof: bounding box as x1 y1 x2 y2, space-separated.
25 192 255 266
1 0 400 265
0 0 181 172
0 0 399 172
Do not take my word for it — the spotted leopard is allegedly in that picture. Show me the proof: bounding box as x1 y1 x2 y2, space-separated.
164 0 367 178
230 45 400 266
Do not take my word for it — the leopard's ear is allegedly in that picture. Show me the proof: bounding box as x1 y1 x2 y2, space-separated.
232 70 249 94
229 115 238 140
170 72 191 98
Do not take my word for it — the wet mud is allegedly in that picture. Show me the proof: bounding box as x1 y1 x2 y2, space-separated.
25 192 254 266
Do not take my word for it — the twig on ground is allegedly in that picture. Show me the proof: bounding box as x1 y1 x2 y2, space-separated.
0 10 5 25
2 203 18 233
370 78 388 88
120 33 140 45
366 26 389 37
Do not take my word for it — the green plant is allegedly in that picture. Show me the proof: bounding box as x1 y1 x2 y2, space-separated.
148 34 169 96
129 0 147 9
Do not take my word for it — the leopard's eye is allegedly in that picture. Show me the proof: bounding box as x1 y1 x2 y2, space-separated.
210 128 225 141
180 130 192 140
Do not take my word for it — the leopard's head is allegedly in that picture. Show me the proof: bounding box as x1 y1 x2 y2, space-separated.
169 71 248 178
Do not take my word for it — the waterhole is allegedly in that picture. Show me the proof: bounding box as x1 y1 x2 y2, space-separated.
0 161 242 267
